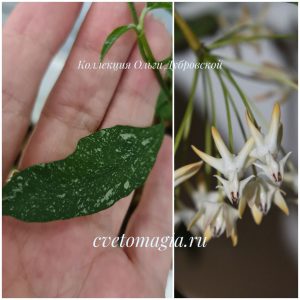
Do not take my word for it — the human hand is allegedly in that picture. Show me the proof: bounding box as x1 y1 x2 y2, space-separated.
3 3 172 297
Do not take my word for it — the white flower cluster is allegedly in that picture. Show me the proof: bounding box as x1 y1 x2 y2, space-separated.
175 103 292 246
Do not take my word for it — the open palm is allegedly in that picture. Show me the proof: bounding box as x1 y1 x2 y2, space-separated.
3 3 171 297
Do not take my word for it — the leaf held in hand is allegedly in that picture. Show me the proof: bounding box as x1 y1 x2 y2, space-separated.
3 124 164 222
100 24 136 62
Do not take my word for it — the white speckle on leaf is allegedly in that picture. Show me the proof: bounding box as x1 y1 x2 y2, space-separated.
107 199 114 206
124 181 130 189
12 186 22 193
57 193 66 199
101 188 113 203
120 133 136 140
142 138 151 146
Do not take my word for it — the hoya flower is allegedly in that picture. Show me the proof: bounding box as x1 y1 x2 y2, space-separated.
192 126 254 205
174 161 202 187
215 173 254 206
187 182 239 246
174 208 195 231
246 103 281 157
254 152 291 185
246 103 292 185
240 178 289 225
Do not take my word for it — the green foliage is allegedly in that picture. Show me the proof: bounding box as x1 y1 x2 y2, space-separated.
99 3 173 105
155 90 172 122
99 24 136 62
3 125 164 222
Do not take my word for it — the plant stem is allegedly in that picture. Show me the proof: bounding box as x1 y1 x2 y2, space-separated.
174 10 203 57
219 72 247 141
227 88 247 141
128 2 139 24
208 34 295 50
182 67 200 140
222 66 257 126
220 56 298 90
206 71 216 127
175 66 200 154
215 71 234 153
206 70 217 174
128 3 171 100
127 3 149 62
211 22 253 44
158 56 172 66
139 31 171 98
203 71 212 175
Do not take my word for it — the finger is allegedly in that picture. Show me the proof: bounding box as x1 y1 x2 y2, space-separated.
102 15 171 128
100 15 171 235
125 137 172 285
19 3 144 170
3 3 81 180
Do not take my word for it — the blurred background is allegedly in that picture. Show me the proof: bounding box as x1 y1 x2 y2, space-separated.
174 2 298 298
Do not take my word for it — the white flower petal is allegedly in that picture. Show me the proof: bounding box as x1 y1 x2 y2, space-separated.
255 182 273 215
223 204 239 238
273 190 289 215
214 175 232 202
189 185 221 211
202 201 222 229
204 226 213 242
187 210 202 231
265 103 281 154
189 220 204 236
238 195 247 218
246 112 264 148
211 127 232 162
254 161 278 184
279 152 292 180
244 180 259 206
245 156 257 169
231 230 238 247
192 145 225 174
253 161 266 171
251 204 263 225
236 137 255 170
175 209 195 229
211 212 227 237
175 161 202 187
240 175 255 195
